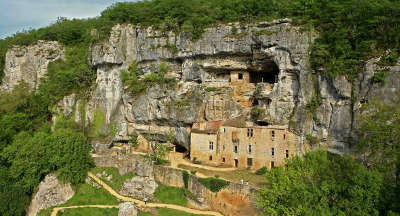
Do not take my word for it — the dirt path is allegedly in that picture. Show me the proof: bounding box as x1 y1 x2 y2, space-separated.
177 159 237 171
50 205 118 216
88 172 224 216
51 172 223 216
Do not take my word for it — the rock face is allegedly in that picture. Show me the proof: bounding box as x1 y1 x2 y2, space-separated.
27 174 74 216
47 19 397 154
118 202 138 216
120 176 158 200
3 19 398 155
1 40 64 91
81 19 312 152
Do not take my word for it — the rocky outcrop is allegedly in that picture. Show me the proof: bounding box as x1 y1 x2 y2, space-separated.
1 40 64 91
27 174 74 216
118 202 138 216
52 19 399 154
77 19 311 152
120 176 158 200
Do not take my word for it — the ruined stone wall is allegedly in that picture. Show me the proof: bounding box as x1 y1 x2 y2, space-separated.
188 175 260 216
153 166 185 188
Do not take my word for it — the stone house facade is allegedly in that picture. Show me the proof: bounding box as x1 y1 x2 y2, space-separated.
190 120 297 170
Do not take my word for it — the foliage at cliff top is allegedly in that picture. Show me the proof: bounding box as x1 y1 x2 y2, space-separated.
1 0 400 82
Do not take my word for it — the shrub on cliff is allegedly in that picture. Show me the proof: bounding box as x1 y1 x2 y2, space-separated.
198 177 229 193
121 62 176 95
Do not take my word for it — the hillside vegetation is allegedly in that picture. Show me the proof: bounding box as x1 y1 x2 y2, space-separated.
0 0 399 216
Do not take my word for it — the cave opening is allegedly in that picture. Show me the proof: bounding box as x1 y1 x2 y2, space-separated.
175 144 187 153
256 121 270 126
249 59 280 84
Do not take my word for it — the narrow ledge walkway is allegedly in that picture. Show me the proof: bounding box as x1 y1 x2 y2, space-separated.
50 172 224 216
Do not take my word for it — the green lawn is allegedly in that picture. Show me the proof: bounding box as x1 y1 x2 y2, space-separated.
139 208 206 216
57 207 118 216
91 167 136 191
154 184 188 206
37 182 118 216
62 183 118 206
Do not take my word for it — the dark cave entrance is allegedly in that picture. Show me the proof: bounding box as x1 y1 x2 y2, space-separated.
175 144 187 153
249 59 280 84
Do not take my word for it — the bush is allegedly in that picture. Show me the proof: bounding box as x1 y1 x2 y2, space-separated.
257 150 383 216
182 171 189 189
121 62 176 95
372 70 388 86
198 177 229 193
255 166 268 175
250 107 265 121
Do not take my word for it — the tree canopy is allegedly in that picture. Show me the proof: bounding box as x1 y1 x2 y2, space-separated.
257 150 383 216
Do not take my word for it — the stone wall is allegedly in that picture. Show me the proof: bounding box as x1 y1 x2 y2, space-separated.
188 175 260 216
153 165 185 188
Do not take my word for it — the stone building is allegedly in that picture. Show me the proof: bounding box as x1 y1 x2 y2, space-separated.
190 118 297 170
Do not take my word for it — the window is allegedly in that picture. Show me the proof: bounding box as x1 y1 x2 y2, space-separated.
223 128 226 133
247 128 253 137
271 130 275 137
209 155 213 161
271 161 275 168
209 141 214 150
271 148 275 156
234 145 238 153
234 159 238 167
248 144 252 153
223 145 225 151
283 134 286 140
247 158 253 167
238 73 243 80
222 157 226 163
286 150 289 158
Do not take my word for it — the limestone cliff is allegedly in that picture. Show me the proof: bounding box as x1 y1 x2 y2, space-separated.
85 19 312 153
0 40 64 91
2 19 399 155
83 19 399 154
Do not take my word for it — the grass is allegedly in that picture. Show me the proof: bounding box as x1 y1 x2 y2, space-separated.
178 164 266 188
62 183 119 206
37 182 118 216
57 207 118 216
139 208 206 216
198 178 229 193
91 167 136 191
154 184 188 206
157 208 205 216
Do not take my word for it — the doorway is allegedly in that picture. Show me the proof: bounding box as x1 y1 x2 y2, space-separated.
234 159 238 168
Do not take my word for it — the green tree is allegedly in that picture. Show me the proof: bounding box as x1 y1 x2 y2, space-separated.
257 150 382 216
357 97 400 214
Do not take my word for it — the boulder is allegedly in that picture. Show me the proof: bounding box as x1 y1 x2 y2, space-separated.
27 174 74 216
118 202 138 216
120 176 158 200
